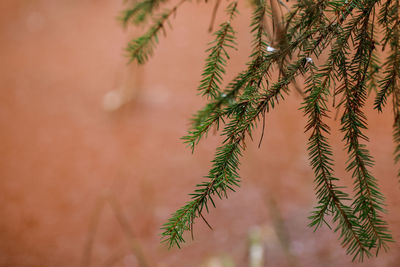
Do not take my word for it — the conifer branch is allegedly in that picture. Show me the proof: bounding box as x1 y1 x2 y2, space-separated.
121 0 398 261
163 2 315 246
126 0 186 64
162 2 271 246
250 0 268 59
339 2 392 256
376 0 400 183
304 62 371 261
374 0 400 111
198 1 238 99
121 0 169 26
183 0 269 151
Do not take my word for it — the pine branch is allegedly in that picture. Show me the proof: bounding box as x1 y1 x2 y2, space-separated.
183 0 269 151
374 0 400 111
198 1 238 99
163 27 316 249
303 63 371 261
120 0 169 26
297 4 385 260
339 3 392 256
162 3 272 246
378 0 400 183
250 0 268 59
126 0 186 64
163 48 322 247
120 0 399 261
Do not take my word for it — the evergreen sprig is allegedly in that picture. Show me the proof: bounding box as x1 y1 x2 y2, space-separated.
339 3 392 256
375 0 400 182
126 0 186 64
198 2 238 99
121 0 399 261
303 61 371 261
162 0 271 247
121 0 170 26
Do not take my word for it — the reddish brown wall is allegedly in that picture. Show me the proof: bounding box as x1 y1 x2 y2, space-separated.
0 1 399 266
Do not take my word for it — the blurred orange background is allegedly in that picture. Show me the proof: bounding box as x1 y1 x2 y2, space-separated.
0 1 399 266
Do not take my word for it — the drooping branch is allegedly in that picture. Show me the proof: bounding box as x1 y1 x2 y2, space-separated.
121 0 397 261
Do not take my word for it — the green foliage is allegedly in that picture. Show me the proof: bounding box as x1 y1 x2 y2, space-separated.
120 0 170 26
121 0 400 261
198 2 238 99
126 0 185 64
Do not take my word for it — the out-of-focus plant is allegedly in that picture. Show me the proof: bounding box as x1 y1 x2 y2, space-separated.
120 0 400 261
